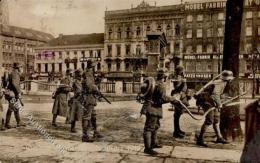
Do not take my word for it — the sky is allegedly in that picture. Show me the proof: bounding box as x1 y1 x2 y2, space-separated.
7 0 213 37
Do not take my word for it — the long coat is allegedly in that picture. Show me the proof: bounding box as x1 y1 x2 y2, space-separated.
69 79 83 122
82 69 97 106
52 77 72 117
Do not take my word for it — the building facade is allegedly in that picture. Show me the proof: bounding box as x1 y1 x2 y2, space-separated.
34 33 104 80
104 0 260 93
104 1 184 81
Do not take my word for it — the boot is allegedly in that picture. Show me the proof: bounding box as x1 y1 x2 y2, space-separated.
15 111 26 127
52 114 58 127
143 131 158 155
71 121 77 133
213 123 229 144
91 116 103 138
0 119 5 131
82 120 94 142
196 124 208 147
151 131 162 149
173 113 185 138
5 109 12 129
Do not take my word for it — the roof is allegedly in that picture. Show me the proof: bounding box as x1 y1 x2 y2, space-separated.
47 33 104 46
0 24 54 42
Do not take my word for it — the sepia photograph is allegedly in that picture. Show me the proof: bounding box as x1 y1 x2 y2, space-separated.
0 0 259 162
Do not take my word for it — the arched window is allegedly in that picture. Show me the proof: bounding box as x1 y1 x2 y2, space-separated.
117 28 121 39
136 27 141 37
136 44 141 55
166 24 172 36
175 24 180 36
108 28 113 39
126 27 131 39
157 25 162 31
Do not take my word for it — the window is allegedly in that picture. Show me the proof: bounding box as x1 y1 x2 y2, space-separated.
66 51 70 58
45 63 48 73
52 63 55 72
126 27 131 39
108 28 113 39
175 24 180 36
37 64 41 72
174 43 180 52
146 26 151 32
136 27 141 37
89 50 93 58
59 63 62 72
187 15 193 22
125 63 130 71
74 62 77 70
186 45 193 54
245 43 252 53
246 27 252 36
107 45 112 56
196 45 202 53
258 26 260 36
116 45 121 56
66 63 69 69
246 11 253 19
217 28 224 37
116 62 121 71
207 28 213 38
166 25 172 36
107 63 112 72
218 13 224 20
258 11 260 17
125 44 131 56
136 45 141 55
186 29 192 38
218 44 224 52
117 28 122 39
157 25 162 32
197 29 203 38
81 51 85 58
207 44 213 53
97 63 101 71
97 50 101 58
197 14 203 21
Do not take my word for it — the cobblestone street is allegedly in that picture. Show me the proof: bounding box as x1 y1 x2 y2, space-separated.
0 101 244 162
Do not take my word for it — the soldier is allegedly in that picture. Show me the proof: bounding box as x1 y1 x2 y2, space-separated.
52 69 73 127
196 70 233 147
141 68 177 155
68 69 83 133
81 60 102 142
171 65 189 138
0 70 5 131
5 63 25 129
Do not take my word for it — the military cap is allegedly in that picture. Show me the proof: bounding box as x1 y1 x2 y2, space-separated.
12 63 23 69
157 68 168 80
74 69 83 78
221 70 234 81
66 68 73 75
86 60 97 69
175 65 184 73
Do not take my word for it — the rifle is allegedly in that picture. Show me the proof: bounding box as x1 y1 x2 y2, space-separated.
94 91 112 104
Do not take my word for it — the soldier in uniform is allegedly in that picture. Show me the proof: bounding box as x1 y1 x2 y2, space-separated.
196 70 233 147
68 69 83 133
5 63 26 129
81 60 102 142
0 71 5 131
171 65 189 138
52 69 73 127
141 69 177 155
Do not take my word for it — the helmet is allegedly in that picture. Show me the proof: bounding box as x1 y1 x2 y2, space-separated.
221 70 234 81
87 60 97 69
74 69 82 79
139 77 155 98
175 65 184 74
157 68 168 80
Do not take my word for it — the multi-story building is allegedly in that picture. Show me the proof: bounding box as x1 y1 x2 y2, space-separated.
104 0 260 93
34 33 104 80
104 1 184 82
0 0 53 75
182 0 260 92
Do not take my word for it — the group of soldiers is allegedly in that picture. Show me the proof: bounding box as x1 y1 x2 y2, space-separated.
0 63 26 131
0 61 236 156
138 66 234 155
51 60 103 142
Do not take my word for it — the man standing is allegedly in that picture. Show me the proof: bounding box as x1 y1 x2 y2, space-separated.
171 65 189 138
5 63 25 129
81 60 102 142
52 69 73 127
196 70 233 147
0 70 5 131
69 69 83 133
142 68 177 155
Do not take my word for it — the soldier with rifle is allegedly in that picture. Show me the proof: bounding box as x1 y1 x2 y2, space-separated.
4 63 26 129
138 68 177 155
0 70 5 131
195 70 234 147
81 60 106 142
52 69 73 127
